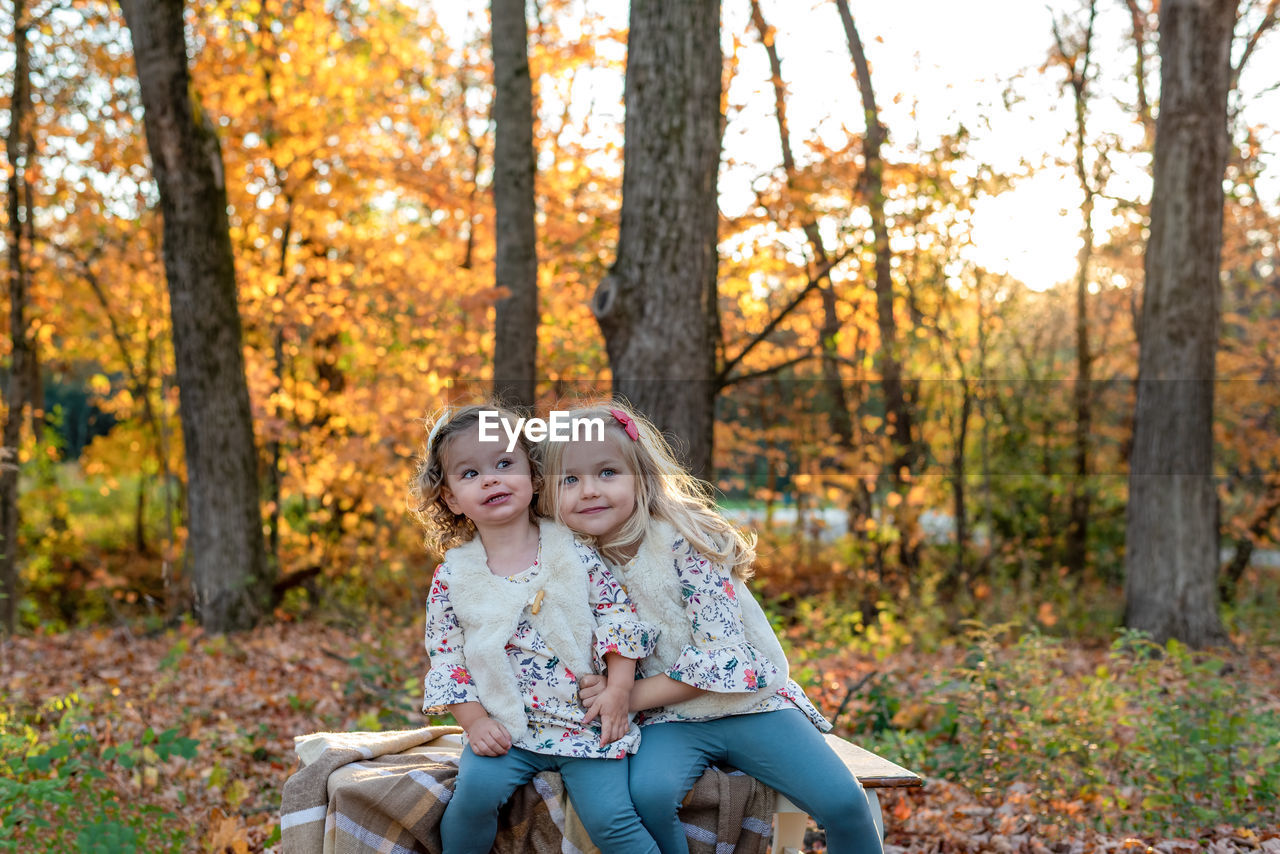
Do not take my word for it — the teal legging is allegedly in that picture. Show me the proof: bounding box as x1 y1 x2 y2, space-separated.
441 745 659 854
629 709 883 854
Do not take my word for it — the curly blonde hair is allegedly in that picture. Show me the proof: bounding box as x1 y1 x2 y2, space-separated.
538 401 756 579
409 403 542 555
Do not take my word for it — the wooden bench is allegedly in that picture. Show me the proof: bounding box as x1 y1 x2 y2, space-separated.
418 732 921 853
770 734 922 854
420 732 923 853
282 727 921 853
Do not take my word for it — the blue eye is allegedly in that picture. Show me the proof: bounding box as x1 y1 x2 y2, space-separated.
563 475 579 486
601 468 617 478
497 459 513 469
460 469 477 479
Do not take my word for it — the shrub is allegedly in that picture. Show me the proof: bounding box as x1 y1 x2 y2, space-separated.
1114 635 1280 831
0 695 197 853
849 624 1280 836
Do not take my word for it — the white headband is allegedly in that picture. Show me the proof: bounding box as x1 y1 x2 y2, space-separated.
425 407 456 455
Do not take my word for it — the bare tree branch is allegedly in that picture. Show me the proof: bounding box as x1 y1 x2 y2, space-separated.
1123 0 1156 140
1232 0 1280 88
719 352 817 389
716 246 857 388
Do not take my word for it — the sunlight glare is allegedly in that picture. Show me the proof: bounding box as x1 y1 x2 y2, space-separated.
967 170 1082 293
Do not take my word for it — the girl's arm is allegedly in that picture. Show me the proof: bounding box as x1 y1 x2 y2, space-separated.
582 544 782 713
424 567 510 752
581 672 706 713
628 673 705 711
449 701 512 756
658 542 780 697
582 652 636 745
582 549 659 744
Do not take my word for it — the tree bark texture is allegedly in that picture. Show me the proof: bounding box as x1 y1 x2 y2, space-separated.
748 0 853 450
951 379 973 583
1054 1 1098 577
2 0 34 634
490 0 538 408
835 0 918 481
1123 0 1235 648
594 0 721 479
1123 0 1156 144
837 1 924 572
119 0 269 632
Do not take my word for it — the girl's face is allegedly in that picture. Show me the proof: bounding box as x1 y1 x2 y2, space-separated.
439 423 535 530
555 437 637 541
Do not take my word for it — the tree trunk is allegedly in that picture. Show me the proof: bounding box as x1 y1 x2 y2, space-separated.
134 479 149 554
490 0 538 408
976 274 995 572
2 0 34 634
1123 0 1235 648
119 0 269 632
748 0 853 449
459 63 486 272
1122 0 1156 145
593 0 721 479
836 0 921 568
945 377 973 590
1053 1 1098 577
835 1 917 471
267 324 285 574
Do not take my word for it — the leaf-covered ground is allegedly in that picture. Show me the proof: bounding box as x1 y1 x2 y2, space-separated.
3 619 1277 853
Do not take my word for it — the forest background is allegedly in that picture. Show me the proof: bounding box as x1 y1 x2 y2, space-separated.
2 0 1280 851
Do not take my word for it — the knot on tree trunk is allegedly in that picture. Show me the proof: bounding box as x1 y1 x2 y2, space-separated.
593 273 620 322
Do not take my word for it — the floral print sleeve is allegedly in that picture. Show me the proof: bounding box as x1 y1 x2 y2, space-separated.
665 539 781 693
422 564 482 713
581 545 658 667
776 679 834 732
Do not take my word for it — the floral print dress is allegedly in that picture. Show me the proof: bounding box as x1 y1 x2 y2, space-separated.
632 537 831 730
423 552 657 760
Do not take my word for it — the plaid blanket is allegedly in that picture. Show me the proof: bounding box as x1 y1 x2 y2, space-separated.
279 727 775 854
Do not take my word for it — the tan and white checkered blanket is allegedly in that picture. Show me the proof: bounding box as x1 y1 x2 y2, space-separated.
280 726 775 854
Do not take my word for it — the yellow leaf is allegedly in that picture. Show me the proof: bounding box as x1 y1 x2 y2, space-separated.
224 778 250 809
205 807 251 854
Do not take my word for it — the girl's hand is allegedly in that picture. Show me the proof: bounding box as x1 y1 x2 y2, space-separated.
466 716 512 756
582 684 631 746
578 673 606 707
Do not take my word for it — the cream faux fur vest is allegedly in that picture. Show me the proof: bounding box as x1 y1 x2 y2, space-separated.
610 520 790 719
442 520 599 742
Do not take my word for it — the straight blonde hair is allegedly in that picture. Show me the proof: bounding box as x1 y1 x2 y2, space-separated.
539 401 756 578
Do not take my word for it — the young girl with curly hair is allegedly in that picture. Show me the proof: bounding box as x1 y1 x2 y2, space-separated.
411 403 659 854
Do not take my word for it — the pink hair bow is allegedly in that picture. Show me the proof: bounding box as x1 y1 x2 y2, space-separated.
609 408 640 441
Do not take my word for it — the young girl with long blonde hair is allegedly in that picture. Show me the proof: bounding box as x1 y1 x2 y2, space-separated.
540 402 883 854
411 403 659 854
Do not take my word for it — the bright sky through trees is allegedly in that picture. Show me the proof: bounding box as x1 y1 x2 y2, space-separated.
720 0 1095 293
436 0 1278 294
